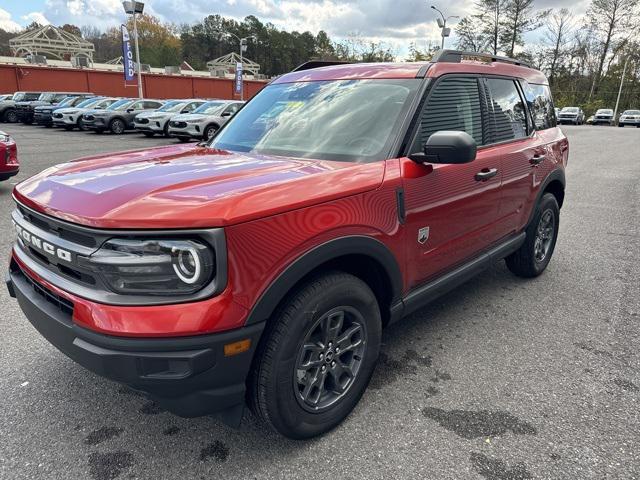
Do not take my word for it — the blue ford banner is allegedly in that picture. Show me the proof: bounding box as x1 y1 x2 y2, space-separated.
235 61 243 95
121 25 135 83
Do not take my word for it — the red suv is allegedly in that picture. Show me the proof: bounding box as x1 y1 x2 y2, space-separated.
0 130 19 181
7 51 567 439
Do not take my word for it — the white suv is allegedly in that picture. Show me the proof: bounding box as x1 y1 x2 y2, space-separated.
168 100 244 142
618 110 640 127
53 97 119 130
133 99 206 137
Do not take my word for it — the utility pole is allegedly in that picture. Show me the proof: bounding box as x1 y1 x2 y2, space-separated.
431 5 459 49
613 56 629 123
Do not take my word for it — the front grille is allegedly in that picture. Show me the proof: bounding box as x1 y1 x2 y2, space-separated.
137 118 149 124
84 114 95 121
53 113 63 119
14 261 74 316
170 121 187 128
17 205 97 248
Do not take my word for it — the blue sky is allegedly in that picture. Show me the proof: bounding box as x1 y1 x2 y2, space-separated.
1 0 590 59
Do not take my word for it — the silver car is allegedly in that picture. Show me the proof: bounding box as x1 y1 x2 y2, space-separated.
52 97 120 130
592 108 614 125
168 100 244 142
83 98 164 134
133 99 206 137
618 109 640 127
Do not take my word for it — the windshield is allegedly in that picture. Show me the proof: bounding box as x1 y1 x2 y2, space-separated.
194 101 226 115
76 97 101 108
623 110 640 115
157 101 185 112
56 97 75 107
38 93 56 102
210 79 420 162
107 99 134 111
561 107 578 113
596 109 612 114
13 92 39 101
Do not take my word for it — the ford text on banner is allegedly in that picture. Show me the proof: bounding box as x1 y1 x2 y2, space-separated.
235 62 243 95
121 25 135 83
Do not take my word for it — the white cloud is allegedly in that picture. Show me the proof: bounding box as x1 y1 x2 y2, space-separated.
22 12 51 25
0 7 21 32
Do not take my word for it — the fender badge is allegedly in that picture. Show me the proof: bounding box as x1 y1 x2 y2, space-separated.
418 227 430 245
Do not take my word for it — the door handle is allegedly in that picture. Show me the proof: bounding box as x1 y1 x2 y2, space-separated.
475 168 498 181
530 154 546 165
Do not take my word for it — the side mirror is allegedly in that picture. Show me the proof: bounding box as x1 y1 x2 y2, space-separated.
181 109 190 113
221 112 231 117
126 108 134 113
409 131 477 165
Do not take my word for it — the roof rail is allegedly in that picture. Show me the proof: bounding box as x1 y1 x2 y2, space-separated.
431 49 532 69
291 60 353 72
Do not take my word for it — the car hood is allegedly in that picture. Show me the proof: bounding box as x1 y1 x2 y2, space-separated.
172 113 208 122
13 145 385 229
56 107 89 114
136 111 169 119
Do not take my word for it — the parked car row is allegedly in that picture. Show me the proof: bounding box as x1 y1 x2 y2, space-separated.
555 105 640 127
0 91 246 140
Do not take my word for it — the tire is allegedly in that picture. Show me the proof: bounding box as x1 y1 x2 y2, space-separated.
204 124 218 141
163 122 170 137
3 109 18 123
506 193 560 278
109 118 125 134
248 271 382 439
142 131 155 137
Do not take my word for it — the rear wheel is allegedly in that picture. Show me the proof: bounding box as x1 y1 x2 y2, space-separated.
249 272 381 439
506 193 559 278
110 118 125 134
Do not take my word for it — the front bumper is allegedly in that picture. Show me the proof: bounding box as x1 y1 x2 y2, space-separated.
34 113 53 125
593 117 613 124
53 114 77 126
84 117 108 129
7 260 265 425
619 117 640 125
169 123 202 138
134 121 164 133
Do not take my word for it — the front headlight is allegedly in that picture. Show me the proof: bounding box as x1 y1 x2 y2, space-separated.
66 110 78 114
83 238 215 295
0 133 12 143
186 119 202 124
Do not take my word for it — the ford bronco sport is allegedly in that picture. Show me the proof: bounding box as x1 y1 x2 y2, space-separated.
7 50 567 439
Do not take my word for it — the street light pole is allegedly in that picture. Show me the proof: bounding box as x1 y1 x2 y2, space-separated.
132 11 143 98
122 1 144 98
214 31 255 101
613 56 629 123
431 5 459 49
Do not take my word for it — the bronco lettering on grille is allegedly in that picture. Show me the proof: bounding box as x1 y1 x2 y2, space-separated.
13 221 72 262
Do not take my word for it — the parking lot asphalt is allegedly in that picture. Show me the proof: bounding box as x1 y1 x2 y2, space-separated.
0 124 638 480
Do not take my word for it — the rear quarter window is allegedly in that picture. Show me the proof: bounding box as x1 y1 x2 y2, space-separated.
522 82 556 130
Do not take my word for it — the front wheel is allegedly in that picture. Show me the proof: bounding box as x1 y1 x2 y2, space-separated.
204 124 218 141
110 118 125 134
3 109 18 123
506 193 559 278
249 272 381 439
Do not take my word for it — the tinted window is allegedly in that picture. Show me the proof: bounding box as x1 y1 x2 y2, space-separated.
414 77 483 150
144 101 162 109
522 83 556 130
486 78 528 142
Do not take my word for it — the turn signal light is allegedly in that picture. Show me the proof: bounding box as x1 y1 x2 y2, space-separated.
224 339 251 357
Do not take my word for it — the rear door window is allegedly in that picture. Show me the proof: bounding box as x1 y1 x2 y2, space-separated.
486 78 528 142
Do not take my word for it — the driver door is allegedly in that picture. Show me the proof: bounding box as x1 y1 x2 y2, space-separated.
401 75 505 290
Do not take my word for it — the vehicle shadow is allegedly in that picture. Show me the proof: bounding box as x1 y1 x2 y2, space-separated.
15 259 541 474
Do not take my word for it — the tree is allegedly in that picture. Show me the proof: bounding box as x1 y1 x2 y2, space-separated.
455 16 491 52
500 0 549 57
586 0 639 98
543 8 574 85
474 0 508 55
